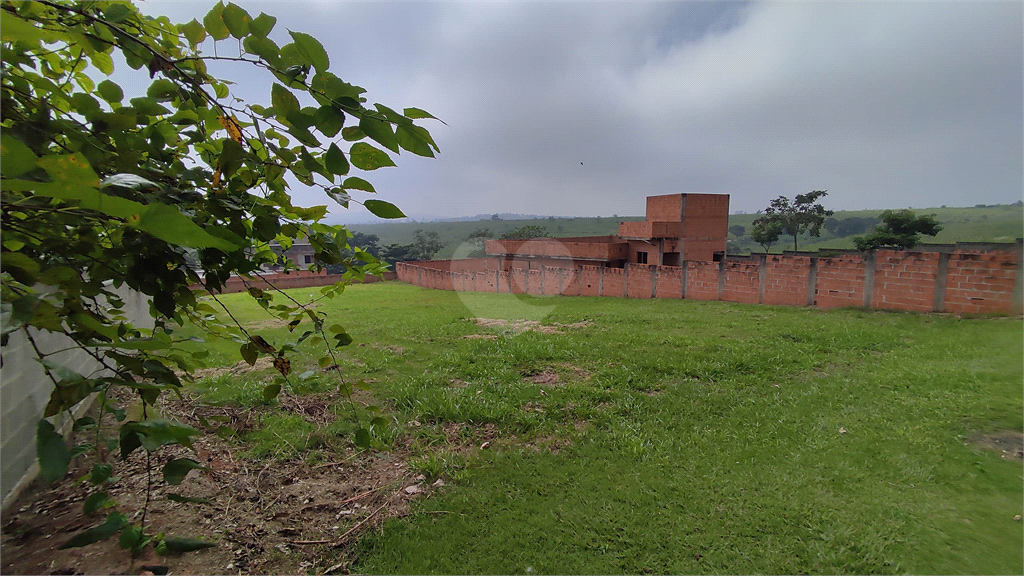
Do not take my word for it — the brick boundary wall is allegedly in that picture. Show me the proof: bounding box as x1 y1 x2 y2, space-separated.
189 270 397 294
394 242 1024 315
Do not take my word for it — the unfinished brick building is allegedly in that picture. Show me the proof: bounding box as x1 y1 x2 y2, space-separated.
485 193 730 271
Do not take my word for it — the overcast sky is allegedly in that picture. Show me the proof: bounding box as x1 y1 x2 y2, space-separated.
143 1 1023 223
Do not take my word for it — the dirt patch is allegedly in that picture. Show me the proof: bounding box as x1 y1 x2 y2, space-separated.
468 318 593 335
0 399 439 576
968 430 1024 459
190 357 275 380
462 334 497 340
244 318 287 331
449 379 468 388
554 362 591 380
526 371 561 386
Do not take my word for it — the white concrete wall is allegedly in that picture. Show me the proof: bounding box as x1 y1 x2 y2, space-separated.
1 284 152 506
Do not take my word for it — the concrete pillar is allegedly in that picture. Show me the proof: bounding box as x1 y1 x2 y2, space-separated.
623 264 630 298
863 251 876 308
558 267 565 295
539 267 544 295
577 266 583 296
651 266 658 299
417 267 422 287
757 253 767 304
599 266 604 297
681 262 688 299
806 257 818 306
717 259 726 301
1014 238 1023 314
932 252 950 312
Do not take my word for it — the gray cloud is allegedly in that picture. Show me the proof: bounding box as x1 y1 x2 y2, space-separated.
145 1 1022 221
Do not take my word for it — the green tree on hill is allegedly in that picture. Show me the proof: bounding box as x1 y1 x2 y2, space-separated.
752 191 833 252
500 225 550 240
853 210 943 250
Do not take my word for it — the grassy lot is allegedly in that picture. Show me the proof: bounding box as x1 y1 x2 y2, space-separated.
180 282 1022 574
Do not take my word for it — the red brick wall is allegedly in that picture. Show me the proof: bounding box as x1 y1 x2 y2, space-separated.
646 194 684 221
654 266 684 299
944 251 1019 314
625 264 654 298
198 269 397 294
580 266 602 296
815 254 867 309
397 245 1020 315
686 261 719 300
872 251 940 312
722 260 759 304
764 256 810 306
603 267 626 297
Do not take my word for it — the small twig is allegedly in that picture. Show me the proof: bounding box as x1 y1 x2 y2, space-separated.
323 560 347 575
418 510 451 515
337 486 384 505
288 539 331 545
331 500 389 548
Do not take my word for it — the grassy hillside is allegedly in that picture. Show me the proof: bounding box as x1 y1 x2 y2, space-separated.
349 204 1021 259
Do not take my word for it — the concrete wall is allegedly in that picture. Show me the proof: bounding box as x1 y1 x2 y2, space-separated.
2 284 153 507
396 243 1023 315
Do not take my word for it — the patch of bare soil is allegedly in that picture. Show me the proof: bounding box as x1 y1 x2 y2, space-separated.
526 371 561 386
968 430 1024 459
244 319 287 331
1 401 438 576
462 334 497 340
468 318 593 335
189 357 275 380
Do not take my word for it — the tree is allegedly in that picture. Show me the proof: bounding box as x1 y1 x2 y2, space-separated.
750 218 783 253
752 191 833 252
728 225 745 237
499 225 550 240
465 227 492 258
1 0 439 552
853 209 943 250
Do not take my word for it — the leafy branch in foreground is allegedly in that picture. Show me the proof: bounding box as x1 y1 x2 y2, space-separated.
1 0 439 553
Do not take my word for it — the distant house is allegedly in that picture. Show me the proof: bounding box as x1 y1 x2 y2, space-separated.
267 241 316 269
485 193 729 270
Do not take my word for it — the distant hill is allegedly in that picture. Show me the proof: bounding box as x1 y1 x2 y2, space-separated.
349 204 1022 259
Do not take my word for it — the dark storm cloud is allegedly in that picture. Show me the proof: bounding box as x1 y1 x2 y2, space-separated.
145 1 1022 221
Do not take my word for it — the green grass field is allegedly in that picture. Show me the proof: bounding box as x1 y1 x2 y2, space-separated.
181 282 1022 574
348 204 1022 258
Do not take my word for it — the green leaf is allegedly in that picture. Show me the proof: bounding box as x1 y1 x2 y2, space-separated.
359 116 400 154
249 13 277 38
83 492 112 514
333 332 353 347
1 251 40 284
240 341 258 366
288 31 329 73
271 83 299 118
90 463 113 485
166 494 211 505
312 106 345 137
0 11 45 46
128 97 170 117
349 143 395 171
90 51 114 75
221 3 251 38
342 126 365 142
403 107 442 122
1 134 37 178
162 458 206 485
324 143 349 176
203 3 230 41
342 177 375 194
364 199 405 219
218 138 244 179
132 203 241 252
119 524 145 550
103 3 133 23
243 35 279 64
180 19 207 47
146 79 178 102
396 125 435 158
96 80 124 103
36 420 70 483
262 383 282 402
130 419 201 451
354 427 371 449
159 536 217 554
119 425 142 460
59 513 126 549
329 323 345 334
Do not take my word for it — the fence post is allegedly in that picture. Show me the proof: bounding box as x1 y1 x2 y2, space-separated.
650 266 658 298
806 257 818 306
717 259 725 301
757 254 766 304
863 251 876 308
681 262 688 299
599 266 605 296
933 252 950 312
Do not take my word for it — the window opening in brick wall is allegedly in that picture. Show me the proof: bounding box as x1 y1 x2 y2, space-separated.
637 251 648 264
304 255 312 264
